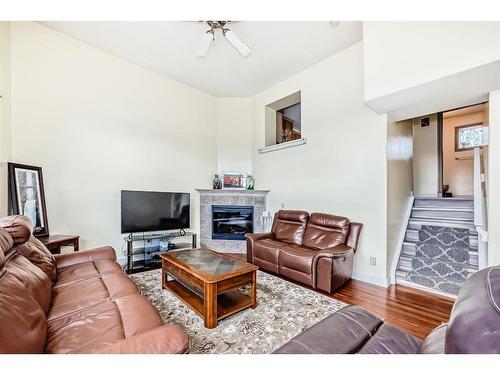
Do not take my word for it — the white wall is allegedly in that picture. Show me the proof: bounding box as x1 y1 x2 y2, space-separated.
387 117 413 278
215 97 253 175
413 114 439 197
364 22 500 101
0 22 11 217
10 22 217 259
443 111 484 196
251 42 389 286
488 90 500 266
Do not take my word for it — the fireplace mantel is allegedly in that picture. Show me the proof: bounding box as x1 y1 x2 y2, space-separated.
196 188 270 254
195 189 270 195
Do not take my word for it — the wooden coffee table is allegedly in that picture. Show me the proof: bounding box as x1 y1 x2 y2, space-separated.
161 248 258 328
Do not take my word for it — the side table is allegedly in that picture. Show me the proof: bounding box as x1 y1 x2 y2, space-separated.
40 235 80 255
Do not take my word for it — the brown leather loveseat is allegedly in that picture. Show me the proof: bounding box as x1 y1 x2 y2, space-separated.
246 210 362 293
0 215 189 354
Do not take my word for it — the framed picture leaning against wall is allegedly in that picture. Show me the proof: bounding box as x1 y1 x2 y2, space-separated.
8 162 49 237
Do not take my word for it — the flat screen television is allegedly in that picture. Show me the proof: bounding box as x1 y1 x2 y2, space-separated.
121 190 190 233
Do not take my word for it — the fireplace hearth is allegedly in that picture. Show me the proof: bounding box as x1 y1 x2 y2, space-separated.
212 205 254 241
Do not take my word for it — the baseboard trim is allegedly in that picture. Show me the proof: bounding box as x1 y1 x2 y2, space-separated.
352 271 390 288
389 196 415 285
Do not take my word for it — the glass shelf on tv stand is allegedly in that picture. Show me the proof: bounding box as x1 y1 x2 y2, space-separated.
124 231 197 274
123 230 195 242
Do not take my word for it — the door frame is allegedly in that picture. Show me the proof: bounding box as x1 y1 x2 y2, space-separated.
437 112 443 197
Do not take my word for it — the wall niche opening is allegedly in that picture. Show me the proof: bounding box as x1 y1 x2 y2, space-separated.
265 91 302 147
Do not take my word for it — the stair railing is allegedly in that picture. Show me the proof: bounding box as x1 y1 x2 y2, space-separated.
473 146 488 270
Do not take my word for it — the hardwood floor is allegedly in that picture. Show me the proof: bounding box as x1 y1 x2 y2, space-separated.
330 279 454 339
228 253 454 339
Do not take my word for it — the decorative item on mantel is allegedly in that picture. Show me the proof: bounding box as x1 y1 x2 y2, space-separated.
221 172 246 190
212 174 222 190
245 175 255 190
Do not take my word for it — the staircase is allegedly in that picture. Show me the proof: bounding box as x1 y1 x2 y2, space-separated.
395 197 478 298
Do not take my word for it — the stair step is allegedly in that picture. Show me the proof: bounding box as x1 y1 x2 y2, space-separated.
398 254 478 273
408 218 477 232
404 229 478 244
401 240 478 255
414 197 473 210
411 208 474 221
401 242 479 267
395 276 458 299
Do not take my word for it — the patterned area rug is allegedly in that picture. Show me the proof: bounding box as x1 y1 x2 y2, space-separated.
406 225 469 295
129 269 346 354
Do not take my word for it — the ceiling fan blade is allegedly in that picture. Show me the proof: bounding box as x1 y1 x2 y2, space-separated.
223 29 251 57
197 31 213 57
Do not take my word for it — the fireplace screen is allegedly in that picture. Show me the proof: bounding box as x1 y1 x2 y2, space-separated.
212 205 254 241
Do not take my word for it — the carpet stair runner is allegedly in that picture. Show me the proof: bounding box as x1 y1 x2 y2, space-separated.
396 197 477 297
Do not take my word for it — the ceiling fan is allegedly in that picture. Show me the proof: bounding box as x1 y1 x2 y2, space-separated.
197 21 251 58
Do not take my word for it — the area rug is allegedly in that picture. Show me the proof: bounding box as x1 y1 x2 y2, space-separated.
405 225 470 295
129 269 346 354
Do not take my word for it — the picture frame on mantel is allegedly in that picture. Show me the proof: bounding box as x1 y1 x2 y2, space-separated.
221 172 247 190
7 162 50 237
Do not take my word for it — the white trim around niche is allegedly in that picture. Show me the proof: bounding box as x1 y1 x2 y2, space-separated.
258 138 307 154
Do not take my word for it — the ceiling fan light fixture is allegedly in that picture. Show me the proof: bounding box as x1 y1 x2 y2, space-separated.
223 28 251 57
196 30 214 57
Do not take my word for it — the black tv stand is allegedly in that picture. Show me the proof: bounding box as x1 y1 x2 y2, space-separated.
124 231 197 274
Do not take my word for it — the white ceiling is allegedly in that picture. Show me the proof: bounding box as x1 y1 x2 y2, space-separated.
40 21 363 97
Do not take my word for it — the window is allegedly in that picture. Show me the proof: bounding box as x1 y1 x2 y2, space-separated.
455 123 484 151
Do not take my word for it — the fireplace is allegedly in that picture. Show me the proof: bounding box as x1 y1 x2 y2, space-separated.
212 205 254 241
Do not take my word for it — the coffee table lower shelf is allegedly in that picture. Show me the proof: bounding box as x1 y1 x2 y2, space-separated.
163 278 255 328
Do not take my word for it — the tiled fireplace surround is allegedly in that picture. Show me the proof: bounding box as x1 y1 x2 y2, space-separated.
196 189 270 254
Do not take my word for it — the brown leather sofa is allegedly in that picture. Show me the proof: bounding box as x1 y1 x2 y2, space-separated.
275 265 500 354
246 210 362 293
0 215 189 354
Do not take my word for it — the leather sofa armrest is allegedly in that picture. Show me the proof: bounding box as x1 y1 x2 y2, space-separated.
245 232 273 242
312 244 354 289
314 244 354 259
94 325 189 354
245 232 273 263
347 222 363 252
54 246 117 269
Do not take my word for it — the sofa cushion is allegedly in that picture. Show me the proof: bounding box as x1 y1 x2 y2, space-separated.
253 238 286 273
302 213 350 250
0 255 48 354
46 300 125 354
0 215 57 281
46 294 164 354
0 228 13 268
49 264 138 321
49 277 112 321
96 325 189 354
279 245 315 274
0 215 33 244
15 236 57 282
274 305 382 354
6 254 52 314
279 266 313 286
113 294 165 338
55 258 124 288
272 210 309 245
358 323 422 354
